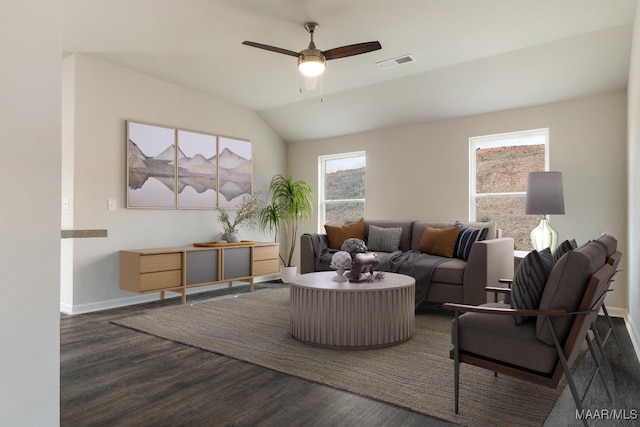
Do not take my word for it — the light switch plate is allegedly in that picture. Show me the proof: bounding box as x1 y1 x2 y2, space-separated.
108 199 117 211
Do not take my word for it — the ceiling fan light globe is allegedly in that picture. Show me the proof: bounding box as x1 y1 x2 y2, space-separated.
298 50 326 77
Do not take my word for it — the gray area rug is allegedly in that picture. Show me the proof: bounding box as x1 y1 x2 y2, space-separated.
113 287 564 427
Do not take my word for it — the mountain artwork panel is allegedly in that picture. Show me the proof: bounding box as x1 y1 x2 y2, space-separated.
217 137 253 208
177 130 217 209
127 122 176 208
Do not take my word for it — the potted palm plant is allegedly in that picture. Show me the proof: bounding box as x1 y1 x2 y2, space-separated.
259 174 314 283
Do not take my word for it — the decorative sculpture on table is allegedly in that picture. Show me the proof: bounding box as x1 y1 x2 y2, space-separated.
341 238 367 258
330 251 352 282
349 252 380 283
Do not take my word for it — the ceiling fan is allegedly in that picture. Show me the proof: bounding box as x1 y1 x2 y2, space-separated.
242 22 382 78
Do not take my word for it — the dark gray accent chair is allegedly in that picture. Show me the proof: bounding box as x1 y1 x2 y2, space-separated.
443 237 621 427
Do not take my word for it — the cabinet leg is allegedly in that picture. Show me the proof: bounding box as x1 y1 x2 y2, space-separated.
160 291 165 300
228 281 233 288
249 279 254 292
181 290 186 304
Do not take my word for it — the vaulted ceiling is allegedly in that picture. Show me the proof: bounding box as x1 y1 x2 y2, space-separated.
63 0 638 142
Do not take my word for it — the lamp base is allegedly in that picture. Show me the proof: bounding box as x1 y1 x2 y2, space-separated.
530 217 558 252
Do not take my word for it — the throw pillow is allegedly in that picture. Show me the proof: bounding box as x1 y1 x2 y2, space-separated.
325 218 365 250
454 221 489 261
419 226 460 258
367 225 402 252
552 239 577 263
510 248 554 325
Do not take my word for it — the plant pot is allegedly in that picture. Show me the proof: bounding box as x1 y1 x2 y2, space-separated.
279 265 297 284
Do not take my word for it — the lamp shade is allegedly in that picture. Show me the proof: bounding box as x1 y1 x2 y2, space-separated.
525 172 565 215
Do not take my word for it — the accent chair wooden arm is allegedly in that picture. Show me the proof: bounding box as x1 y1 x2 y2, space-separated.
441 302 567 317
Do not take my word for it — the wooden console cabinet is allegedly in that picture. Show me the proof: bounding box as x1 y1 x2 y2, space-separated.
119 242 279 303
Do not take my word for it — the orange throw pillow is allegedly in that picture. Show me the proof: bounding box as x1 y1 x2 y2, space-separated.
419 226 460 258
325 218 366 250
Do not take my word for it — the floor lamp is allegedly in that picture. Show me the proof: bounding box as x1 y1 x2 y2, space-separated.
525 172 565 251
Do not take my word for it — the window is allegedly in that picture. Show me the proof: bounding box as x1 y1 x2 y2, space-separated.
470 129 548 250
319 152 366 228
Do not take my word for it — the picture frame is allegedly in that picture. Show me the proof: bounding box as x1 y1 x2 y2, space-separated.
176 129 217 209
217 136 253 208
126 121 177 208
126 120 251 209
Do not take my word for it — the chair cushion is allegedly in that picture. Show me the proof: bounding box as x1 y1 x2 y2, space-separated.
454 303 558 374
454 221 489 261
510 248 554 324
419 226 460 257
536 241 607 345
325 218 365 250
367 225 402 252
594 234 617 258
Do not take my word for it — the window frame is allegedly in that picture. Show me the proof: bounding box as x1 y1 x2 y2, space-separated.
318 151 366 231
469 128 549 221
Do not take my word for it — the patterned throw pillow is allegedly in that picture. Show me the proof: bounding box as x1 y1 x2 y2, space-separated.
552 239 577 263
419 226 460 258
367 225 402 252
510 248 554 325
454 221 489 261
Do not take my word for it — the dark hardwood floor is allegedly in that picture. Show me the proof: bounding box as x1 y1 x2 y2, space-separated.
60 284 453 427
61 283 638 427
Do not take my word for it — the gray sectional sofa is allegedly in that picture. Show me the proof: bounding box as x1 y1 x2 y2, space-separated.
300 219 515 306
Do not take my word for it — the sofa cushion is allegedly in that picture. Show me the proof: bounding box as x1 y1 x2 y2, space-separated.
552 239 577 263
536 241 606 345
419 226 460 258
364 220 414 252
510 248 554 325
431 258 466 284
367 225 402 252
325 218 365 250
454 221 489 261
454 303 558 374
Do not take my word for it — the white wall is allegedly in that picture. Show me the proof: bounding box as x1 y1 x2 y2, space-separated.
627 4 640 355
0 1 62 425
62 54 286 313
288 91 629 312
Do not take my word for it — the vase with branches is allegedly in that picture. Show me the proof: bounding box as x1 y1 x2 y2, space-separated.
259 175 314 272
218 193 262 242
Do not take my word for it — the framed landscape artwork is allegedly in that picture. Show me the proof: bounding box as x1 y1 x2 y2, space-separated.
126 120 252 209
176 129 217 209
217 137 253 208
127 121 177 208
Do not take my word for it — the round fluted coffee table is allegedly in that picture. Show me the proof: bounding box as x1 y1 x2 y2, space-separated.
289 271 415 349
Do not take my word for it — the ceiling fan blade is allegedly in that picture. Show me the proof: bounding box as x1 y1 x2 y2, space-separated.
323 41 382 60
242 41 300 58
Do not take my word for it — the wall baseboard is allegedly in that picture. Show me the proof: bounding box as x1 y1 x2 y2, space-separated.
60 277 279 315
626 312 640 364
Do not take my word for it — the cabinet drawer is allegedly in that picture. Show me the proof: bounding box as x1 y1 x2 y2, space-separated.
139 270 182 291
254 245 279 261
253 259 279 276
140 253 182 273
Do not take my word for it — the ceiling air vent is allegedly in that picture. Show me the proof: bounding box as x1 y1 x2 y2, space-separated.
376 54 415 69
